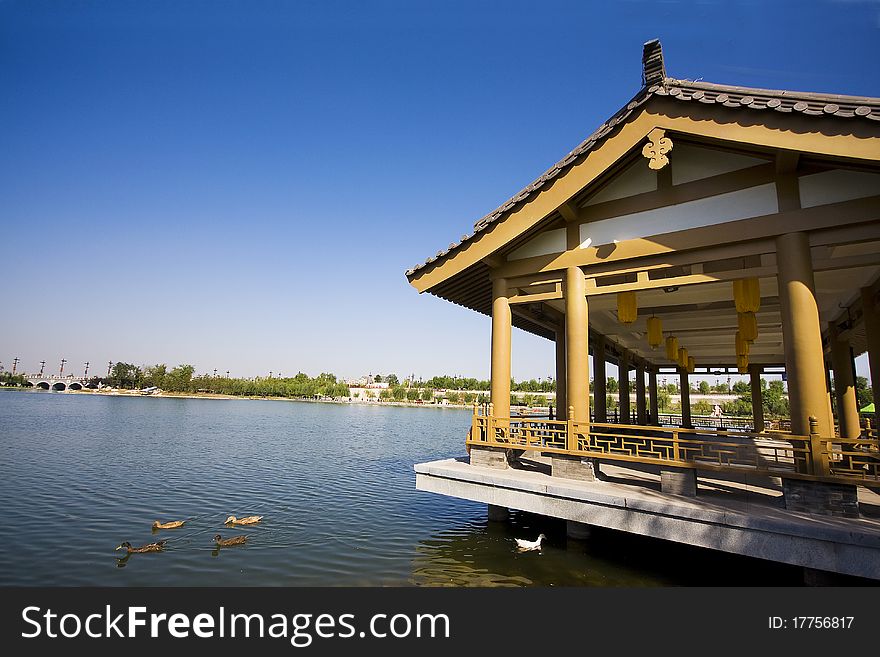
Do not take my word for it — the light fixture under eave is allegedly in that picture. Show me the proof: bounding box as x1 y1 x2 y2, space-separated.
665 336 678 361
738 311 758 342
617 291 637 324
647 316 663 349
735 330 750 357
733 278 761 314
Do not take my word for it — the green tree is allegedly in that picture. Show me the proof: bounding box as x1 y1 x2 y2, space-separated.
386 373 399 386
763 380 789 417
164 364 196 392
698 380 710 395
374 374 383 383
856 376 873 410
606 377 619 394
656 388 671 411
723 398 752 416
144 364 167 388
110 362 142 389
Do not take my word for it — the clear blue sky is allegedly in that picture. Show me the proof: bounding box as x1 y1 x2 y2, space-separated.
1 0 877 382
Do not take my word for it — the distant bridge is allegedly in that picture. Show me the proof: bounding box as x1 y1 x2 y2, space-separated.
24 375 95 391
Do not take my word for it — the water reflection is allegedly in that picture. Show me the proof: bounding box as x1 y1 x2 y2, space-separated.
410 510 672 587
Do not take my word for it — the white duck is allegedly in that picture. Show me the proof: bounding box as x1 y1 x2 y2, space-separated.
515 534 547 551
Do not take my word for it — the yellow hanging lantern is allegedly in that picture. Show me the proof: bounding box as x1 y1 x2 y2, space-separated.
646 316 663 349
678 347 688 369
732 279 745 313
737 354 749 374
665 336 678 361
733 278 761 314
738 311 758 342
735 330 750 357
617 291 637 325
746 278 761 313
687 356 695 374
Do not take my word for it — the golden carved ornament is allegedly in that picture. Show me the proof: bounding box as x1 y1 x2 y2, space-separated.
642 128 673 170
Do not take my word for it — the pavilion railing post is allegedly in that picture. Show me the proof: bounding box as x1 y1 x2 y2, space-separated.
809 415 831 477
672 428 681 463
472 402 479 443
488 403 496 443
567 405 576 453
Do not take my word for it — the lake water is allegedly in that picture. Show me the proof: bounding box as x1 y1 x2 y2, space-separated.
0 391 801 586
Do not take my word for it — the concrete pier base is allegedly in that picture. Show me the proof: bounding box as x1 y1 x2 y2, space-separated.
661 467 697 497
470 446 508 470
488 504 509 522
566 520 592 540
782 478 860 518
551 454 597 481
415 458 880 581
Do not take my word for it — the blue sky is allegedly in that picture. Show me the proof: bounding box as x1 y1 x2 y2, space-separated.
1 0 878 381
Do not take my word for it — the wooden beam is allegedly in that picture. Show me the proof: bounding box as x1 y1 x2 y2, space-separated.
775 151 801 174
492 194 880 280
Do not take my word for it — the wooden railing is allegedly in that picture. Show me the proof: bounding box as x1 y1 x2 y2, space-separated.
468 404 880 485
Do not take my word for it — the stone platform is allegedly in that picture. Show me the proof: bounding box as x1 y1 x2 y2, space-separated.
414 456 880 581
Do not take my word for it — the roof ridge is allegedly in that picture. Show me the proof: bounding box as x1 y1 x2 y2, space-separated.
665 77 880 106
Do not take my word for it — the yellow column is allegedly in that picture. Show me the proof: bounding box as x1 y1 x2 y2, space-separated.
594 336 607 422
649 368 659 424
776 232 833 438
862 287 880 425
635 361 647 425
829 323 861 439
680 368 692 428
618 351 630 424
490 277 511 420
555 322 567 420
749 364 764 433
565 267 590 422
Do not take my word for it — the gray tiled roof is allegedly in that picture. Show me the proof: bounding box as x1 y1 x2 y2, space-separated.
405 71 879 280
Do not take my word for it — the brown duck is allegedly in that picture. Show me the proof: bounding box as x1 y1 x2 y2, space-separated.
152 520 186 530
224 515 263 526
116 540 166 554
214 534 247 547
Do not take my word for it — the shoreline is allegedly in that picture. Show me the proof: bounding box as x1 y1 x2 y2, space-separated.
0 386 479 411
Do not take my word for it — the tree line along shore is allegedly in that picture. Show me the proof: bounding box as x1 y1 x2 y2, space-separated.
4 365 872 418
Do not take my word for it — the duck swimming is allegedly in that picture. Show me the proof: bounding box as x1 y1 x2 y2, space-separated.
224 515 263 525
214 534 247 547
152 520 186 530
514 534 547 552
116 540 166 554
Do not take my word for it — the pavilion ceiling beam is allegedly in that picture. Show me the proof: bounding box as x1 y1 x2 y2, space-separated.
492 194 880 280
583 268 777 297
577 162 776 223
557 201 580 224
775 151 801 174
510 305 560 334
508 284 563 306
